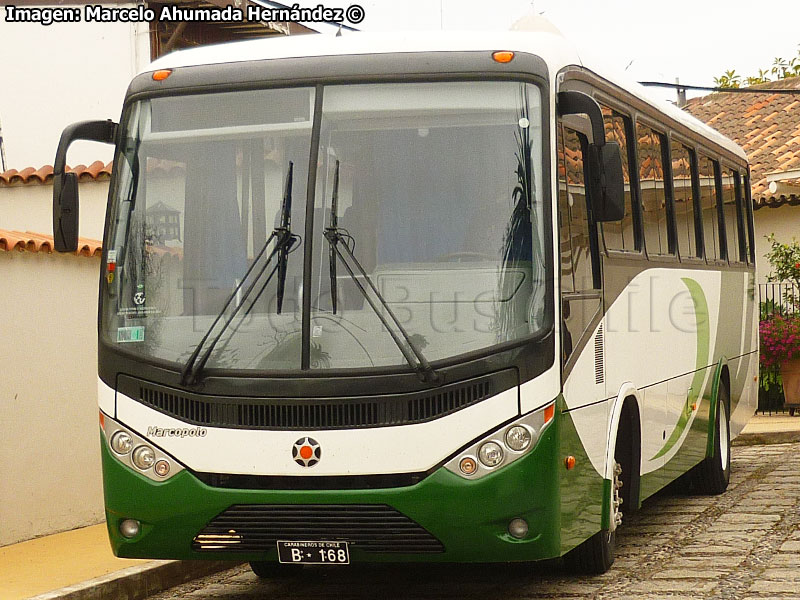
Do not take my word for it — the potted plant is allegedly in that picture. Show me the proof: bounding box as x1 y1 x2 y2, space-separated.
762 235 800 414
760 314 800 414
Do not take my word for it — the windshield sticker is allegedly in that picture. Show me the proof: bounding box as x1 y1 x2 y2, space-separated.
133 291 146 305
117 326 145 343
117 307 161 318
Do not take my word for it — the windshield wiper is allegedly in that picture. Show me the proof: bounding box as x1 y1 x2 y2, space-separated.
323 160 438 384
328 160 340 314
276 161 294 314
181 162 298 386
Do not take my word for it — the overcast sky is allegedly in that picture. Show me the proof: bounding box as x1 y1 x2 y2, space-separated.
2 0 798 168
338 0 800 103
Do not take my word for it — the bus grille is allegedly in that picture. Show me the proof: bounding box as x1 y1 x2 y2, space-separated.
192 504 445 554
119 370 515 430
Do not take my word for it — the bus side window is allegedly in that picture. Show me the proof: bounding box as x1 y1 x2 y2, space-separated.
698 154 719 262
599 106 637 252
557 122 600 362
743 171 756 264
732 170 748 263
636 123 671 256
671 142 700 259
721 167 741 262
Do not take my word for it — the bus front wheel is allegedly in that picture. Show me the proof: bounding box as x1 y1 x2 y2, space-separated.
249 561 304 579
564 459 622 574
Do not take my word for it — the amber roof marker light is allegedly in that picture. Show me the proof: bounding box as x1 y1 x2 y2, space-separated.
152 69 173 81
492 51 515 64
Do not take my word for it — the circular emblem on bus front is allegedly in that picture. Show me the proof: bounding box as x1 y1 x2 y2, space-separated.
292 437 321 467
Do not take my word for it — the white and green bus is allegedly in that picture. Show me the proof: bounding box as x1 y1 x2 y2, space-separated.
53 30 757 574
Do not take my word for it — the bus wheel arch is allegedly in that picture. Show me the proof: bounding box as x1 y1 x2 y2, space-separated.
612 395 641 515
565 390 641 574
694 363 731 495
605 386 642 513
720 364 732 418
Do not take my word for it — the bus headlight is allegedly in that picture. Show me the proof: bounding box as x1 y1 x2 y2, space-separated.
505 425 532 451
101 413 184 482
444 401 555 480
132 445 156 470
110 431 133 455
478 442 504 467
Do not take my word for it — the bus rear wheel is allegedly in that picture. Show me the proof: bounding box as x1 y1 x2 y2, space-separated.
693 384 731 495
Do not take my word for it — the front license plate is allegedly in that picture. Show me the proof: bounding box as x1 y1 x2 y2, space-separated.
277 540 350 564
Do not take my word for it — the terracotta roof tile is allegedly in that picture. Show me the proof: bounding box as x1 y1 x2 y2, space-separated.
0 162 113 187
0 230 102 257
684 77 800 206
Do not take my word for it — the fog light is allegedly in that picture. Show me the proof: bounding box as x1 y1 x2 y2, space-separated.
110 431 133 455
154 459 170 477
508 518 529 539
478 442 504 467
119 519 140 538
505 426 532 451
132 445 156 470
459 456 478 475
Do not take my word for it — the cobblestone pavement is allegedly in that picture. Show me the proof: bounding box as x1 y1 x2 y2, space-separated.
148 442 800 599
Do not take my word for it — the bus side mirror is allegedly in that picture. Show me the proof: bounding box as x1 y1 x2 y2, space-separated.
588 141 625 222
557 91 625 223
52 119 118 252
53 172 79 252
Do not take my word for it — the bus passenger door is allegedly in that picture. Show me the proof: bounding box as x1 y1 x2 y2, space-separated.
557 117 611 533
557 120 603 375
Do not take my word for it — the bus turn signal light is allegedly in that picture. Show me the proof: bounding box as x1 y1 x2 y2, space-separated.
459 457 477 475
565 455 576 470
544 404 555 424
152 69 172 81
492 51 515 63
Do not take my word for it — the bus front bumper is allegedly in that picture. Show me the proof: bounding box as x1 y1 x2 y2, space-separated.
103 424 562 563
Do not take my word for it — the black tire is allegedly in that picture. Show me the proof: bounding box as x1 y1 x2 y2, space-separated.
564 458 622 574
249 561 304 579
564 527 615 574
790 407 796 416
693 384 731 495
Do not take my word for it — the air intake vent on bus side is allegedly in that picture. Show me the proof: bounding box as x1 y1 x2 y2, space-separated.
594 323 605 385
118 370 516 431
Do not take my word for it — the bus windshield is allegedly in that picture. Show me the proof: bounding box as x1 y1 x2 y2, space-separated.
101 80 549 374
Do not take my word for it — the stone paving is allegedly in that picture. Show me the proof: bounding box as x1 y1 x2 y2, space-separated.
147 442 800 599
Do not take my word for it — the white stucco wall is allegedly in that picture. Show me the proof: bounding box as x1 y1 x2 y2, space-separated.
753 204 800 284
0 181 108 241
0 250 103 546
0 180 107 546
0 4 150 170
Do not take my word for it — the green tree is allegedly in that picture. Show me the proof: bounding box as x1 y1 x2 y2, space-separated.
714 69 741 88
714 47 800 88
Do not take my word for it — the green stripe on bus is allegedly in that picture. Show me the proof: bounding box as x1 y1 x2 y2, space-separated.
651 278 710 460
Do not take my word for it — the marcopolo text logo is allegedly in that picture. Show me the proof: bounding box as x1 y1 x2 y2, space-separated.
147 426 208 438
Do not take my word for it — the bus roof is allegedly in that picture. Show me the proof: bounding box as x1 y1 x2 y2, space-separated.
147 31 746 161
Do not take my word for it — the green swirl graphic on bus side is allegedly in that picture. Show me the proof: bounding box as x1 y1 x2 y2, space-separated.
651 277 710 460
